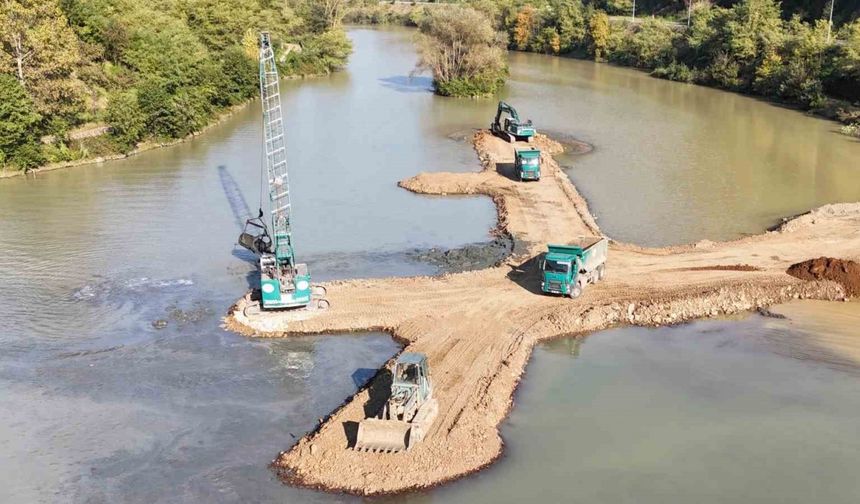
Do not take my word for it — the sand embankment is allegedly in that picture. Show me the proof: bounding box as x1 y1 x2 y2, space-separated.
225 131 860 495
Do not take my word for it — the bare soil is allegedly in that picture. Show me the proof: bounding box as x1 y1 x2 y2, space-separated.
225 131 860 496
787 257 860 296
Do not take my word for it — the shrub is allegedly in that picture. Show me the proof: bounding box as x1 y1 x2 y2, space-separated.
652 61 695 82
106 91 145 152
0 75 43 170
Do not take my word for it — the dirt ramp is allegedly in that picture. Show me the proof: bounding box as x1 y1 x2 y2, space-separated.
787 257 860 297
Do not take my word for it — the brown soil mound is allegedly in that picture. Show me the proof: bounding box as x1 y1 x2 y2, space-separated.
787 257 860 297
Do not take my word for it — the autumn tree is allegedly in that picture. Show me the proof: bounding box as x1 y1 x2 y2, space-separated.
513 5 538 50
0 0 86 120
587 10 611 61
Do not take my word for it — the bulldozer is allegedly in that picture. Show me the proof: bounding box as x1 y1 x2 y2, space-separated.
491 101 535 143
354 353 438 453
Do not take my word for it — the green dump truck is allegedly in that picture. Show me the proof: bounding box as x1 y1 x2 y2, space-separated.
515 148 541 181
540 237 608 298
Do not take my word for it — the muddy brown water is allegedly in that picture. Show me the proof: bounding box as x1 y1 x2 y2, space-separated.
0 26 858 502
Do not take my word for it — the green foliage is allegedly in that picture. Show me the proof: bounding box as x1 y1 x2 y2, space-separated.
415 6 508 97
217 48 258 105
610 18 678 69
105 90 144 152
0 74 43 170
0 0 87 121
43 141 87 163
283 30 354 76
603 0 633 16
435 73 507 97
652 60 695 82
0 0 354 169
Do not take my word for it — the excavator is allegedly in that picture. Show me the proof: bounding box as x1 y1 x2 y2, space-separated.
491 101 536 143
238 32 327 313
354 353 438 453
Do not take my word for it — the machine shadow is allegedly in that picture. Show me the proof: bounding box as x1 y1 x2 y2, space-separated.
496 161 518 181
218 165 260 270
506 254 545 295
342 368 394 449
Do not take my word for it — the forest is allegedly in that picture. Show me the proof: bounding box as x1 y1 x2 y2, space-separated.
0 0 352 171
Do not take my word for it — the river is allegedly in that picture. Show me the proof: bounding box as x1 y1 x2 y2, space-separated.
0 26 858 503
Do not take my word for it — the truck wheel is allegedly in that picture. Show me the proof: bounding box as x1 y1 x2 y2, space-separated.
569 283 583 299
597 264 606 281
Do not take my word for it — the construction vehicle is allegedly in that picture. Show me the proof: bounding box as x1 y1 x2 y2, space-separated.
238 32 327 312
515 147 541 181
491 101 535 143
540 237 608 298
354 352 438 453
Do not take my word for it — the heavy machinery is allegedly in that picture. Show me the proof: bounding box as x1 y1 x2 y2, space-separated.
515 147 541 181
238 32 327 312
540 237 608 298
491 101 535 143
354 353 438 453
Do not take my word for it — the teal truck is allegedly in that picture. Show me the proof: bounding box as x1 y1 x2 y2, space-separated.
540 237 608 298
515 148 541 181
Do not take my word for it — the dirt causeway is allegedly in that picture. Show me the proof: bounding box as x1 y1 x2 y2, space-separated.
225 131 860 495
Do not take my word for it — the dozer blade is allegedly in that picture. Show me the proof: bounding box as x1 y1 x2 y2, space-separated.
354 419 411 453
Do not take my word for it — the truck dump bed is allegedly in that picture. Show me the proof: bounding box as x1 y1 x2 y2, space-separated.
547 237 604 256
547 237 607 273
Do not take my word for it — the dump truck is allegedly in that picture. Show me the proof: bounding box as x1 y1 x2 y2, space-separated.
515 147 541 181
491 101 535 143
354 353 438 453
540 237 608 298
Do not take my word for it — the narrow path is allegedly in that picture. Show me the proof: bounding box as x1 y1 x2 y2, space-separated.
226 131 860 495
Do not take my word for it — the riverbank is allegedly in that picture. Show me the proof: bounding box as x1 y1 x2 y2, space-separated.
346 5 860 135
225 130 860 495
0 72 338 181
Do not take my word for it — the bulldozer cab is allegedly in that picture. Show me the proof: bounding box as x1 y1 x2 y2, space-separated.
392 353 431 399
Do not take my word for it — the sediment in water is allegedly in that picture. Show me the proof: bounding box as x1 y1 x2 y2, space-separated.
225 130 860 496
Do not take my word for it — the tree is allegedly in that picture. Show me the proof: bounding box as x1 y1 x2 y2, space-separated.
513 5 538 50
0 74 42 169
587 10 611 61
611 18 678 68
0 0 86 119
555 0 587 53
105 90 144 152
414 6 508 97
300 0 347 33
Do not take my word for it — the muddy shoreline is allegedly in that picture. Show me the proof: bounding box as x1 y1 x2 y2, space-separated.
225 131 860 496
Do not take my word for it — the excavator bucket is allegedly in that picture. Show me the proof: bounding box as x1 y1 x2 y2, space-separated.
354 419 412 453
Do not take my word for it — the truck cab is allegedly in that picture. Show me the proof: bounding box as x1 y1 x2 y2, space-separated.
540 239 608 298
515 148 541 181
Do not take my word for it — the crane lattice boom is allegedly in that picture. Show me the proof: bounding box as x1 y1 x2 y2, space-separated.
259 32 294 264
